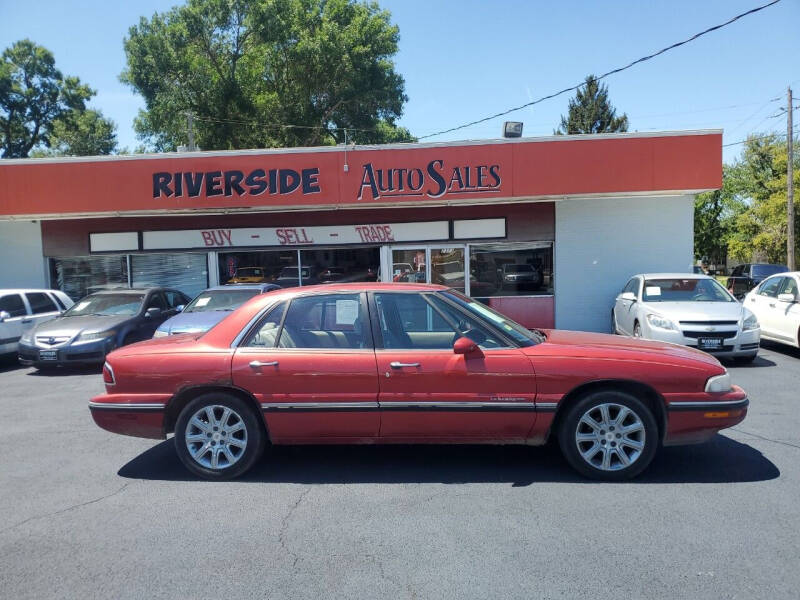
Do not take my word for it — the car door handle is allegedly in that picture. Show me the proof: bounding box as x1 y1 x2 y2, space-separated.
390 362 420 368
22 318 32 323
249 360 278 368
768 303 776 308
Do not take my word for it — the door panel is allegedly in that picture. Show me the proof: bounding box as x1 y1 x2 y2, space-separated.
371 291 536 439
231 293 380 440
376 349 536 438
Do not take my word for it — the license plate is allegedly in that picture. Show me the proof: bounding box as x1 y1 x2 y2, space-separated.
697 337 723 350
39 350 58 361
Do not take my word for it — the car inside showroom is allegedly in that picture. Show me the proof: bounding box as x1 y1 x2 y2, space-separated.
0 130 721 332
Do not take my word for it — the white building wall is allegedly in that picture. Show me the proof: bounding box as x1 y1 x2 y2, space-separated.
0 221 47 289
554 195 694 332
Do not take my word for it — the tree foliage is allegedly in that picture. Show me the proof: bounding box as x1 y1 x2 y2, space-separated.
694 164 746 265
121 0 412 151
555 75 628 135
0 39 102 158
31 109 118 157
726 134 800 264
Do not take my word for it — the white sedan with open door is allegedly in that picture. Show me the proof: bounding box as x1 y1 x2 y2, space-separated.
743 272 800 349
613 273 760 363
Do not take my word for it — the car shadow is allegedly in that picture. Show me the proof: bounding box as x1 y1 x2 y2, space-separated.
118 434 779 486
27 365 103 377
0 355 27 373
722 354 777 368
759 340 800 361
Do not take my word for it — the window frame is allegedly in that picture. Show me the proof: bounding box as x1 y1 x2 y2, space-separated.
24 292 59 315
368 290 520 351
0 293 28 318
758 276 784 298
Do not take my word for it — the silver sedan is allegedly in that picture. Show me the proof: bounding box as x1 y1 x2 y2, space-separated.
612 273 760 363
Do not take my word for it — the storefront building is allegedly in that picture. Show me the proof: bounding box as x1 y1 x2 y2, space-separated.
0 130 721 332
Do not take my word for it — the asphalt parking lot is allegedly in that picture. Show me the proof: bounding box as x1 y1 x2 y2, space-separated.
1 343 799 600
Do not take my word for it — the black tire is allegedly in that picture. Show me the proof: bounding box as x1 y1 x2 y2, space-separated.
633 321 642 338
733 353 757 365
174 393 266 480
558 390 658 481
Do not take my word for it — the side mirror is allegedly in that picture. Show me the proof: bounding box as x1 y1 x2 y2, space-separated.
175 304 185 313
145 307 162 318
777 293 796 303
453 336 484 357
620 292 637 302
0 310 10 322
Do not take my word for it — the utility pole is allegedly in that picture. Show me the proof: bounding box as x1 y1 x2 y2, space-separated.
186 111 196 152
789 87 795 271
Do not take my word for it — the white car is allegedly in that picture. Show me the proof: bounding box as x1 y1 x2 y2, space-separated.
612 273 760 363
743 271 800 348
0 289 74 356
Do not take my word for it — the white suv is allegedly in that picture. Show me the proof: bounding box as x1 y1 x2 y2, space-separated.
0 289 74 356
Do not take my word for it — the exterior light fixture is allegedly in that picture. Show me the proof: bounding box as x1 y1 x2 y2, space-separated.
503 121 523 138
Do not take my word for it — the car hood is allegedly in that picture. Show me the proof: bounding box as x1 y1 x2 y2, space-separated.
160 310 230 334
32 314 131 337
528 329 722 368
640 301 744 322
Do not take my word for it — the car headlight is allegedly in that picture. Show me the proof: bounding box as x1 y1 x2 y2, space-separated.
646 313 675 330
742 311 759 331
705 371 732 393
76 330 117 342
153 329 169 338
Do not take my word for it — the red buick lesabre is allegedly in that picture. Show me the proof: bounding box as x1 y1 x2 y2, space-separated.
89 283 748 481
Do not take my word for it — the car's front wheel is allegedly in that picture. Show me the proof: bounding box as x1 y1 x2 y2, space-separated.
558 391 658 480
174 393 266 480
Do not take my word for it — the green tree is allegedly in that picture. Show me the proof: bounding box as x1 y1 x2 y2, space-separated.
121 0 412 151
726 134 800 264
31 109 118 157
694 164 747 266
0 39 96 158
555 75 628 135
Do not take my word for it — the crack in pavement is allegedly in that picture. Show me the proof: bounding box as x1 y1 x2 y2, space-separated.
278 488 311 568
731 427 800 450
0 483 131 536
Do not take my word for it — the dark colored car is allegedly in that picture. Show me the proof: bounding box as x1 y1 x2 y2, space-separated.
727 263 788 299
18 287 189 369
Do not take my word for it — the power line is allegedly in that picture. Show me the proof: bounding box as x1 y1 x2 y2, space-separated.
722 127 799 148
418 0 783 140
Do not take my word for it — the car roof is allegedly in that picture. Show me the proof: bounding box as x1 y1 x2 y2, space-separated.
636 273 714 280
91 287 161 294
207 284 277 291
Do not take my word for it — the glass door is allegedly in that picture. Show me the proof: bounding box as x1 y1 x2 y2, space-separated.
430 247 467 293
387 247 428 284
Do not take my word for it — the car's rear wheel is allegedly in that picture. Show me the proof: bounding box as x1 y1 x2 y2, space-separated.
558 391 658 480
174 393 265 480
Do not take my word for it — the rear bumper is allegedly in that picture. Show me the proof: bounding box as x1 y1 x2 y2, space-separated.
663 386 748 445
89 394 170 440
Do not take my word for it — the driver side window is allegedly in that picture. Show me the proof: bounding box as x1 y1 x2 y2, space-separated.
374 292 506 350
759 277 783 297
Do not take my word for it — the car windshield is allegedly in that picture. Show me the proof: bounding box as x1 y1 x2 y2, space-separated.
505 265 533 273
184 289 260 313
236 268 263 277
752 264 787 277
642 278 734 303
441 291 540 346
63 293 145 316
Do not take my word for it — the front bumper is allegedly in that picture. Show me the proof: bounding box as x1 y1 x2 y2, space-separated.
643 323 760 358
18 337 116 367
664 386 749 445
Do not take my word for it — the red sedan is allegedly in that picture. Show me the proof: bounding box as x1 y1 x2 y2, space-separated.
89 283 748 481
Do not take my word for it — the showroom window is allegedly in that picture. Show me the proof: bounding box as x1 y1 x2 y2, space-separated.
131 253 208 299
468 242 553 298
50 255 129 301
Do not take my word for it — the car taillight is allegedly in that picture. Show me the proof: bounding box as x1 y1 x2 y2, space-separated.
102 362 116 385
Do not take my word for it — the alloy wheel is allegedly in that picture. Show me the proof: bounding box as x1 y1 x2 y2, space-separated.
574 402 646 471
185 404 248 470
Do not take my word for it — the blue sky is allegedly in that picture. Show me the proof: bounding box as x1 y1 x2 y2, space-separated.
1 0 797 162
